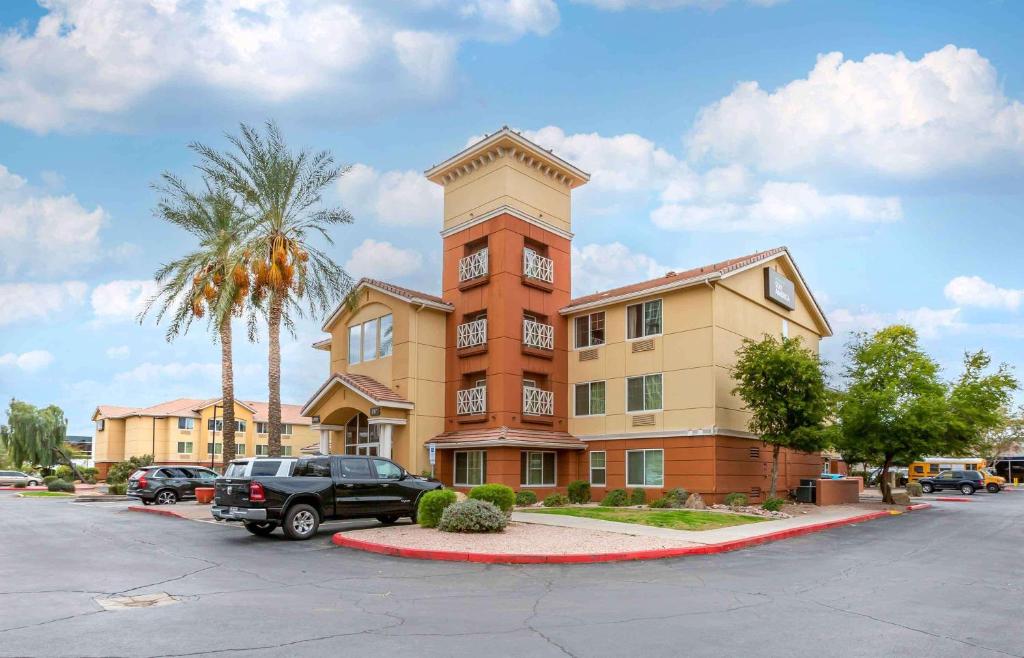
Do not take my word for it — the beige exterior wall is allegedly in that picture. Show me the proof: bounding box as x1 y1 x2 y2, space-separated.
92 417 126 463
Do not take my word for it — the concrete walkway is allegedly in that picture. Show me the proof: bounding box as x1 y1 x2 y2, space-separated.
511 505 897 545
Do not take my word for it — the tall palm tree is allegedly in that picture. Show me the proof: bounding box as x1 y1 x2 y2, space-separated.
192 122 353 456
140 176 250 465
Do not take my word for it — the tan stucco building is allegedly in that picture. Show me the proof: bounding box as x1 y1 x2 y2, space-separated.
302 127 833 503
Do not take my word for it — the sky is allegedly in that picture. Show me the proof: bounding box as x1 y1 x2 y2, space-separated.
1 0 1022 436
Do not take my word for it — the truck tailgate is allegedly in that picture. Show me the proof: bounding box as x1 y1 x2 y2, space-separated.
214 479 253 507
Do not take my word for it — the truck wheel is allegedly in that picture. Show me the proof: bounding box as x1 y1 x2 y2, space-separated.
244 521 278 536
155 489 178 505
283 504 320 540
960 484 975 495
987 483 1000 493
921 483 934 494
376 515 399 525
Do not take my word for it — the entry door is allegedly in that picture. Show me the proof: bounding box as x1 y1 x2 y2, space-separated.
333 457 377 516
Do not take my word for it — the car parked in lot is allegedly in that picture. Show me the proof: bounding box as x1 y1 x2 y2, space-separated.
127 465 220 505
919 470 989 495
0 470 43 487
212 455 443 540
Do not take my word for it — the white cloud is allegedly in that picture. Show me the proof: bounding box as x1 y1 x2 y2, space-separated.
105 345 131 360
114 361 219 384
339 164 442 227
0 0 560 133
0 350 55 372
572 242 677 295
573 0 783 9
91 279 158 323
688 45 1024 178
0 281 88 326
345 239 424 280
944 276 1023 311
830 306 963 339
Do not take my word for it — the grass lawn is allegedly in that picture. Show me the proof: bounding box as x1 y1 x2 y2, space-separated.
18 491 75 497
522 507 765 531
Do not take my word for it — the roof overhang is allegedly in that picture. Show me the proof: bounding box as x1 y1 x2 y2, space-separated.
321 280 453 332
428 439 587 451
301 374 414 418
195 398 257 414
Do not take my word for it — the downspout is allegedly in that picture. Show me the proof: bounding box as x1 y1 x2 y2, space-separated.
706 276 717 501
151 416 156 458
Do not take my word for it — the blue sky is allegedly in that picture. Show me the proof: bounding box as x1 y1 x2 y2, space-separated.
1 0 1022 435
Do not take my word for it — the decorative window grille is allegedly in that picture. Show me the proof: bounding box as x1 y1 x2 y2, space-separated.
457 318 487 348
523 386 554 416
523 249 554 283
458 248 488 282
456 386 486 415
522 319 553 350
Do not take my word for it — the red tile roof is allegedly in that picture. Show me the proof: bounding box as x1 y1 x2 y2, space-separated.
427 426 586 450
564 246 787 311
94 398 311 424
361 278 449 307
332 373 412 406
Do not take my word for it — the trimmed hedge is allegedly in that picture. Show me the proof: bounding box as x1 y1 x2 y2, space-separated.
417 489 458 528
567 480 591 504
437 500 507 533
14 481 27 489
761 497 785 512
43 475 59 485
468 483 516 513
47 479 75 493
724 492 749 507
599 488 629 507
629 488 647 505
515 490 538 506
543 493 569 507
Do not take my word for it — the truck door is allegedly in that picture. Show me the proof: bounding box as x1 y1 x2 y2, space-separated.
332 457 376 517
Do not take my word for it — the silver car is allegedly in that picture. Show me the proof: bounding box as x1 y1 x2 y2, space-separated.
0 470 43 486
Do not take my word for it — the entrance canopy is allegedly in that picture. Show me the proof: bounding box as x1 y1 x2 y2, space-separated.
301 372 413 458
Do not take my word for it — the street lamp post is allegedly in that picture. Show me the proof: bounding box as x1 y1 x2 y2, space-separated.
210 404 222 470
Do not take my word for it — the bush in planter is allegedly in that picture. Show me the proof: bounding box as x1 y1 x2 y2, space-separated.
417 489 457 528
724 492 749 508
468 483 516 513
663 488 688 508
761 497 785 512
437 499 507 533
629 488 647 505
567 480 591 504
543 493 568 507
47 479 75 493
515 490 538 506
600 488 629 507
906 481 923 497
648 497 669 508
107 483 127 495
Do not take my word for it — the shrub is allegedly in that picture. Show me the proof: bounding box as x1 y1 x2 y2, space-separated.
906 481 923 497
43 474 59 485
648 497 669 508
663 488 688 508
543 493 568 507
567 480 591 504
417 489 458 528
106 455 154 484
761 497 785 512
14 481 27 489
515 490 538 506
629 488 647 505
107 483 127 496
600 488 629 507
724 492 749 508
47 479 75 493
79 467 98 484
437 499 508 533
468 483 516 513
54 465 74 481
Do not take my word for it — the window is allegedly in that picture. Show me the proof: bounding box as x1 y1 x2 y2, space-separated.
362 318 378 362
379 314 393 357
251 461 282 477
781 319 789 338
256 444 268 456
626 374 662 412
296 457 331 477
207 419 245 432
96 419 105 431
574 381 606 416
177 417 194 430
348 324 361 364
574 312 605 348
374 459 403 480
344 412 380 456
626 449 664 487
257 422 268 434
176 441 193 454
454 451 486 486
281 446 293 456
627 299 662 339
207 442 223 454
235 444 245 456
341 458 372 478
590 452 607 486
520 451 556 487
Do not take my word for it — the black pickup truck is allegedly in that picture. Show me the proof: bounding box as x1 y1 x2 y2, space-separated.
212 455 442 540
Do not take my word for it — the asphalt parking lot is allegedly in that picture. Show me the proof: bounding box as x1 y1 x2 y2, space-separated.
2 491 1022 658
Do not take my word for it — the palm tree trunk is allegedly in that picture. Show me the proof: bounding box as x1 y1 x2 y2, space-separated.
267 291 283 457
220 317 236 467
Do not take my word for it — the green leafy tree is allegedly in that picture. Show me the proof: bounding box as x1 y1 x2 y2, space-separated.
0 400 80 479
732 335 832 498
976 406 1024 464
192 121 354 455
140 179 249 464
945 351 1018 456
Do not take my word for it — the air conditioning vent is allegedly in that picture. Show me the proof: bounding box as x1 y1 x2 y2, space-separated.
631 339 654 353
750 486 762 499
631 414 655 427
749 447 760 459
579 348 599 362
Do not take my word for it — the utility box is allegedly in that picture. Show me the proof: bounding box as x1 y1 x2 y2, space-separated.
796 479 816 503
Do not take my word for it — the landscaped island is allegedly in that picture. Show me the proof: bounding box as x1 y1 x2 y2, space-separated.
521 507 765 531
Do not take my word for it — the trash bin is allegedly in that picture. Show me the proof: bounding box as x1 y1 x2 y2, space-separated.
796 479 816 503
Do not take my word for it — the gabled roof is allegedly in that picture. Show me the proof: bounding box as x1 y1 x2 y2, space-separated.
93 398 312 425
321 277 453 332
427 426 587 451
301 372 414 417
196 398 257 415
561 246 831 336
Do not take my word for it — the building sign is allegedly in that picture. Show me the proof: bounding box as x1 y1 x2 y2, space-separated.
428 443 436 465
764 268 796 311
369 406 382 417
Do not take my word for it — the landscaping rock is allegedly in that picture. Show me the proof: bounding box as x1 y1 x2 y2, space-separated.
683 493 706 510
892 492 911 506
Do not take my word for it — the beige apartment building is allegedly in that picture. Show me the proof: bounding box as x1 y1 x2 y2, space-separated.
92 398 316 478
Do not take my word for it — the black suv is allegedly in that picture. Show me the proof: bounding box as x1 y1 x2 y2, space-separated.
127 466 220 505
918 470 985 495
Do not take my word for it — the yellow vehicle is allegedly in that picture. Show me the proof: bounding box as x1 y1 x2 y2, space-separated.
909 458 1005 492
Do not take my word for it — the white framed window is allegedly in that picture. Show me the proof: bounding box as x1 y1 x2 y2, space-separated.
207 419 245 432
379 314 393 357
626 449 663 487
574 381 606 416
256 444 269 456
520 451 556 487
626 299 662 339
362 317 378 362
349 314 394 363
344 412 380 456
348 324 362 364
256 422 268 435
626 373 663 412
454 450 486 486
574 312 605 348
96 419 105 431
177 417 195 430
589 451 607 486
282 424 292 436
282 446 293 456
235 444 245 456
176 441 193 454
207 442 223 455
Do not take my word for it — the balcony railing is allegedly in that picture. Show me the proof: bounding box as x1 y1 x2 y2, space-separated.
457 318 487 349
458 248 488 282
456 386 487 415
523 386 554 416
523 319 553 350
523 250 554 283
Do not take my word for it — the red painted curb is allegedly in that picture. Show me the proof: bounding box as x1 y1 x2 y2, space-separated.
331 508 925 564
906 503 932 511
934 497 974 502
0 486 47 491
128 505 187 519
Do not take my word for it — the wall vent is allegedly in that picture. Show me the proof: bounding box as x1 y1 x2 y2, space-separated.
749 447 760 459
579 348 599 362
631 339 655 353
631 414 655 427
750 486 762 499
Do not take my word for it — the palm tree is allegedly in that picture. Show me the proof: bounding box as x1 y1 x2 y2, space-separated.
140 176 250 465
192 121 353 456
